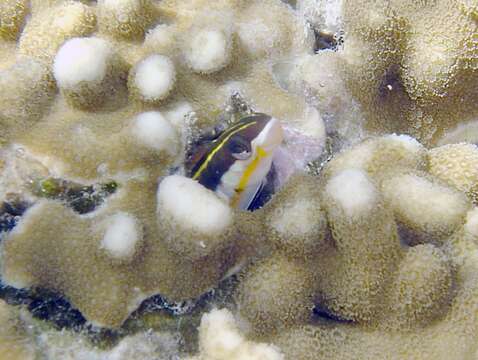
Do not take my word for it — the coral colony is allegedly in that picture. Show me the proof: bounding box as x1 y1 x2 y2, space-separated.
1 0 478 359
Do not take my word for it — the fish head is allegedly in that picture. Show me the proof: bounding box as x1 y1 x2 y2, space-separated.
218 114 283 208
187 113 283 210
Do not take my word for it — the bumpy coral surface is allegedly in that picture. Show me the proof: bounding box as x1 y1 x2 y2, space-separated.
1 0 478 359
266 135 478 359
0 0 316 329
0 300 36 360
295 0 478 145
186 308 284 360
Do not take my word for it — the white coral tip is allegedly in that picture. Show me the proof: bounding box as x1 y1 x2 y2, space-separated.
53 37 113 88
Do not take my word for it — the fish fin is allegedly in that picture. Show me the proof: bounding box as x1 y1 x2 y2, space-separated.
247 165 276 211
244 181 264 211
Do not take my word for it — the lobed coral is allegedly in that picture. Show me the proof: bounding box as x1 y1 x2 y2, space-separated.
0 0 30 41
53 37 128 110
1 177 262 327
428 142 478 204
186 308 284 360
128 54 176 104
18 1 97 62
0 300 36 360
0 58 56 144
0 298 183 359
97 0 158 41
248 134 477 359
227 134 478 358
294 0 478 145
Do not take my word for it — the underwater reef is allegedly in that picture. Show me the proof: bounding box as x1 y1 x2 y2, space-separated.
1 0 478 359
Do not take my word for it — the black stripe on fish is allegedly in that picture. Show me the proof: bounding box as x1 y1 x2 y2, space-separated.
186 113 272 192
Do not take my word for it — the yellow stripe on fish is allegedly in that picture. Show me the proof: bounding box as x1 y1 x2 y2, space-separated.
192 120 258 181
230 146 268 208
185 114 284 211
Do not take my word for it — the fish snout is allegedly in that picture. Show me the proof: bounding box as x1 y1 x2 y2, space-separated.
257 117 284 153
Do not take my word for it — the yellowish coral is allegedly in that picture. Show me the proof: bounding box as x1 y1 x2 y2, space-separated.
387 244 453 328
0 58 56 144
127 53 176 104
428 143 478 204
274 216 478 360
0 0 322 332
269 138 478 359
2 1 478 359
53 37 128 110
157 175 242 261
318 168 403 322
0 301 36 360
264 173 327 259
382 173 470 244
1 177 261 327
0 0 30 41
323 134 428 182
231 135 465 342
235 254 317 336
299 0 478 145
18 1 97 62
13 107 168 180
97 0 158 41
187 308 284 360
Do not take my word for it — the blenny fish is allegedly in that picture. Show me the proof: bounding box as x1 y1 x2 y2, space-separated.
185 113 284 211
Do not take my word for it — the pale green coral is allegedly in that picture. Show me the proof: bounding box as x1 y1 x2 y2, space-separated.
0 0 321 333
18 1 97 62
235 253 318 336
187 308 284 360
382 172 470 244
428 143 478 204
0 300 36 360
387 244 453 328
264 173 327 259
299 0 478 145
0 58 56 144
234 135 466 343
0 0 30 41
274 216 478 360
97 0 158 41
1 178 262 327
53 37 129 110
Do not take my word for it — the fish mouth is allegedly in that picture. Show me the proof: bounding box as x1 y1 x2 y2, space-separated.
255 117 284 153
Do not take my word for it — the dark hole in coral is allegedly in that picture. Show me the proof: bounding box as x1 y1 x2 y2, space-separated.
281 0 297 8
397 222 430 247
27 291 87 330
313 305 354 323
378 65 406 101
0 197 30 233
134 275 239 317
0 180 120 341
0 283 86 330
33 178 118 214
0 281 125 345
313 29 343 52
306 130 346 175
0 180 118 236
0 274 238 349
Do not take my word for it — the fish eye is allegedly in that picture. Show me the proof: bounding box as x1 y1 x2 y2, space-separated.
232 151 251 160
229 136 251 160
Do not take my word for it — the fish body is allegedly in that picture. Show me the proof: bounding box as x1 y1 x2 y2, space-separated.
186 113 283 210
